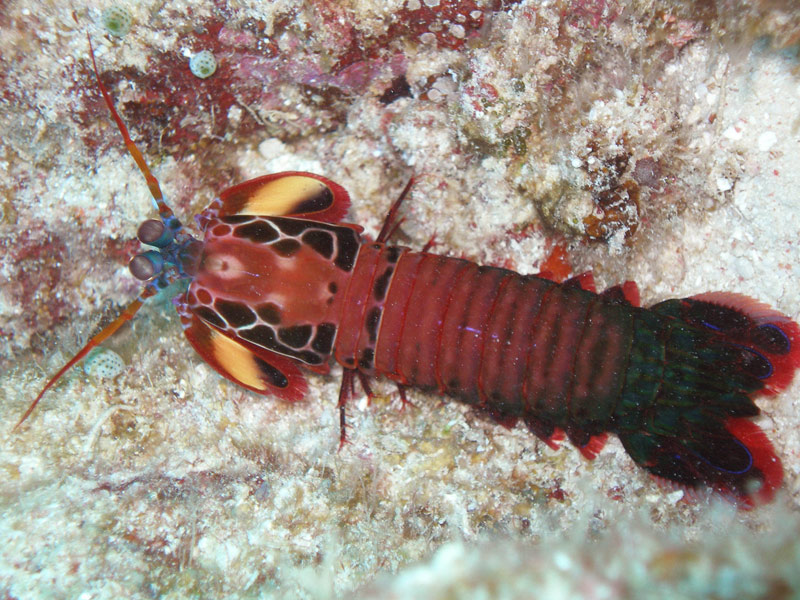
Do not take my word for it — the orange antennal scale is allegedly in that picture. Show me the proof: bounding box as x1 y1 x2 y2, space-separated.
15 287 156 430
87 35 172 221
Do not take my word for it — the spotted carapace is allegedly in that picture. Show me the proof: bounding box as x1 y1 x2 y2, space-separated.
17 38 800 509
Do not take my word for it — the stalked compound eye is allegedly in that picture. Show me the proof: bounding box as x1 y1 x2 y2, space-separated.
129 250 164 280
137 219 174 248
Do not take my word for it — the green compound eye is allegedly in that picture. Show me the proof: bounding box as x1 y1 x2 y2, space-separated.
101 5 133 38
189 50 217 79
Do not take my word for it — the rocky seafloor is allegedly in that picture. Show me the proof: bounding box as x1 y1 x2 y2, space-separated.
2 1 800 597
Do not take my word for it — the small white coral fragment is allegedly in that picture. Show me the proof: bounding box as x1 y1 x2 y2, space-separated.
757 131 777 151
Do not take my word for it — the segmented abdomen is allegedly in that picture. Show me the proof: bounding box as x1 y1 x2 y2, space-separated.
334 245 636 434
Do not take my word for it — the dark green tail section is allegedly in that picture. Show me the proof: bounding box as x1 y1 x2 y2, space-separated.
615 293 799 508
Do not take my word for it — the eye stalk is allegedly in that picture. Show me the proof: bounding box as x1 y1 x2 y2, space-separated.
129 250 164 281
137 219 174 248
